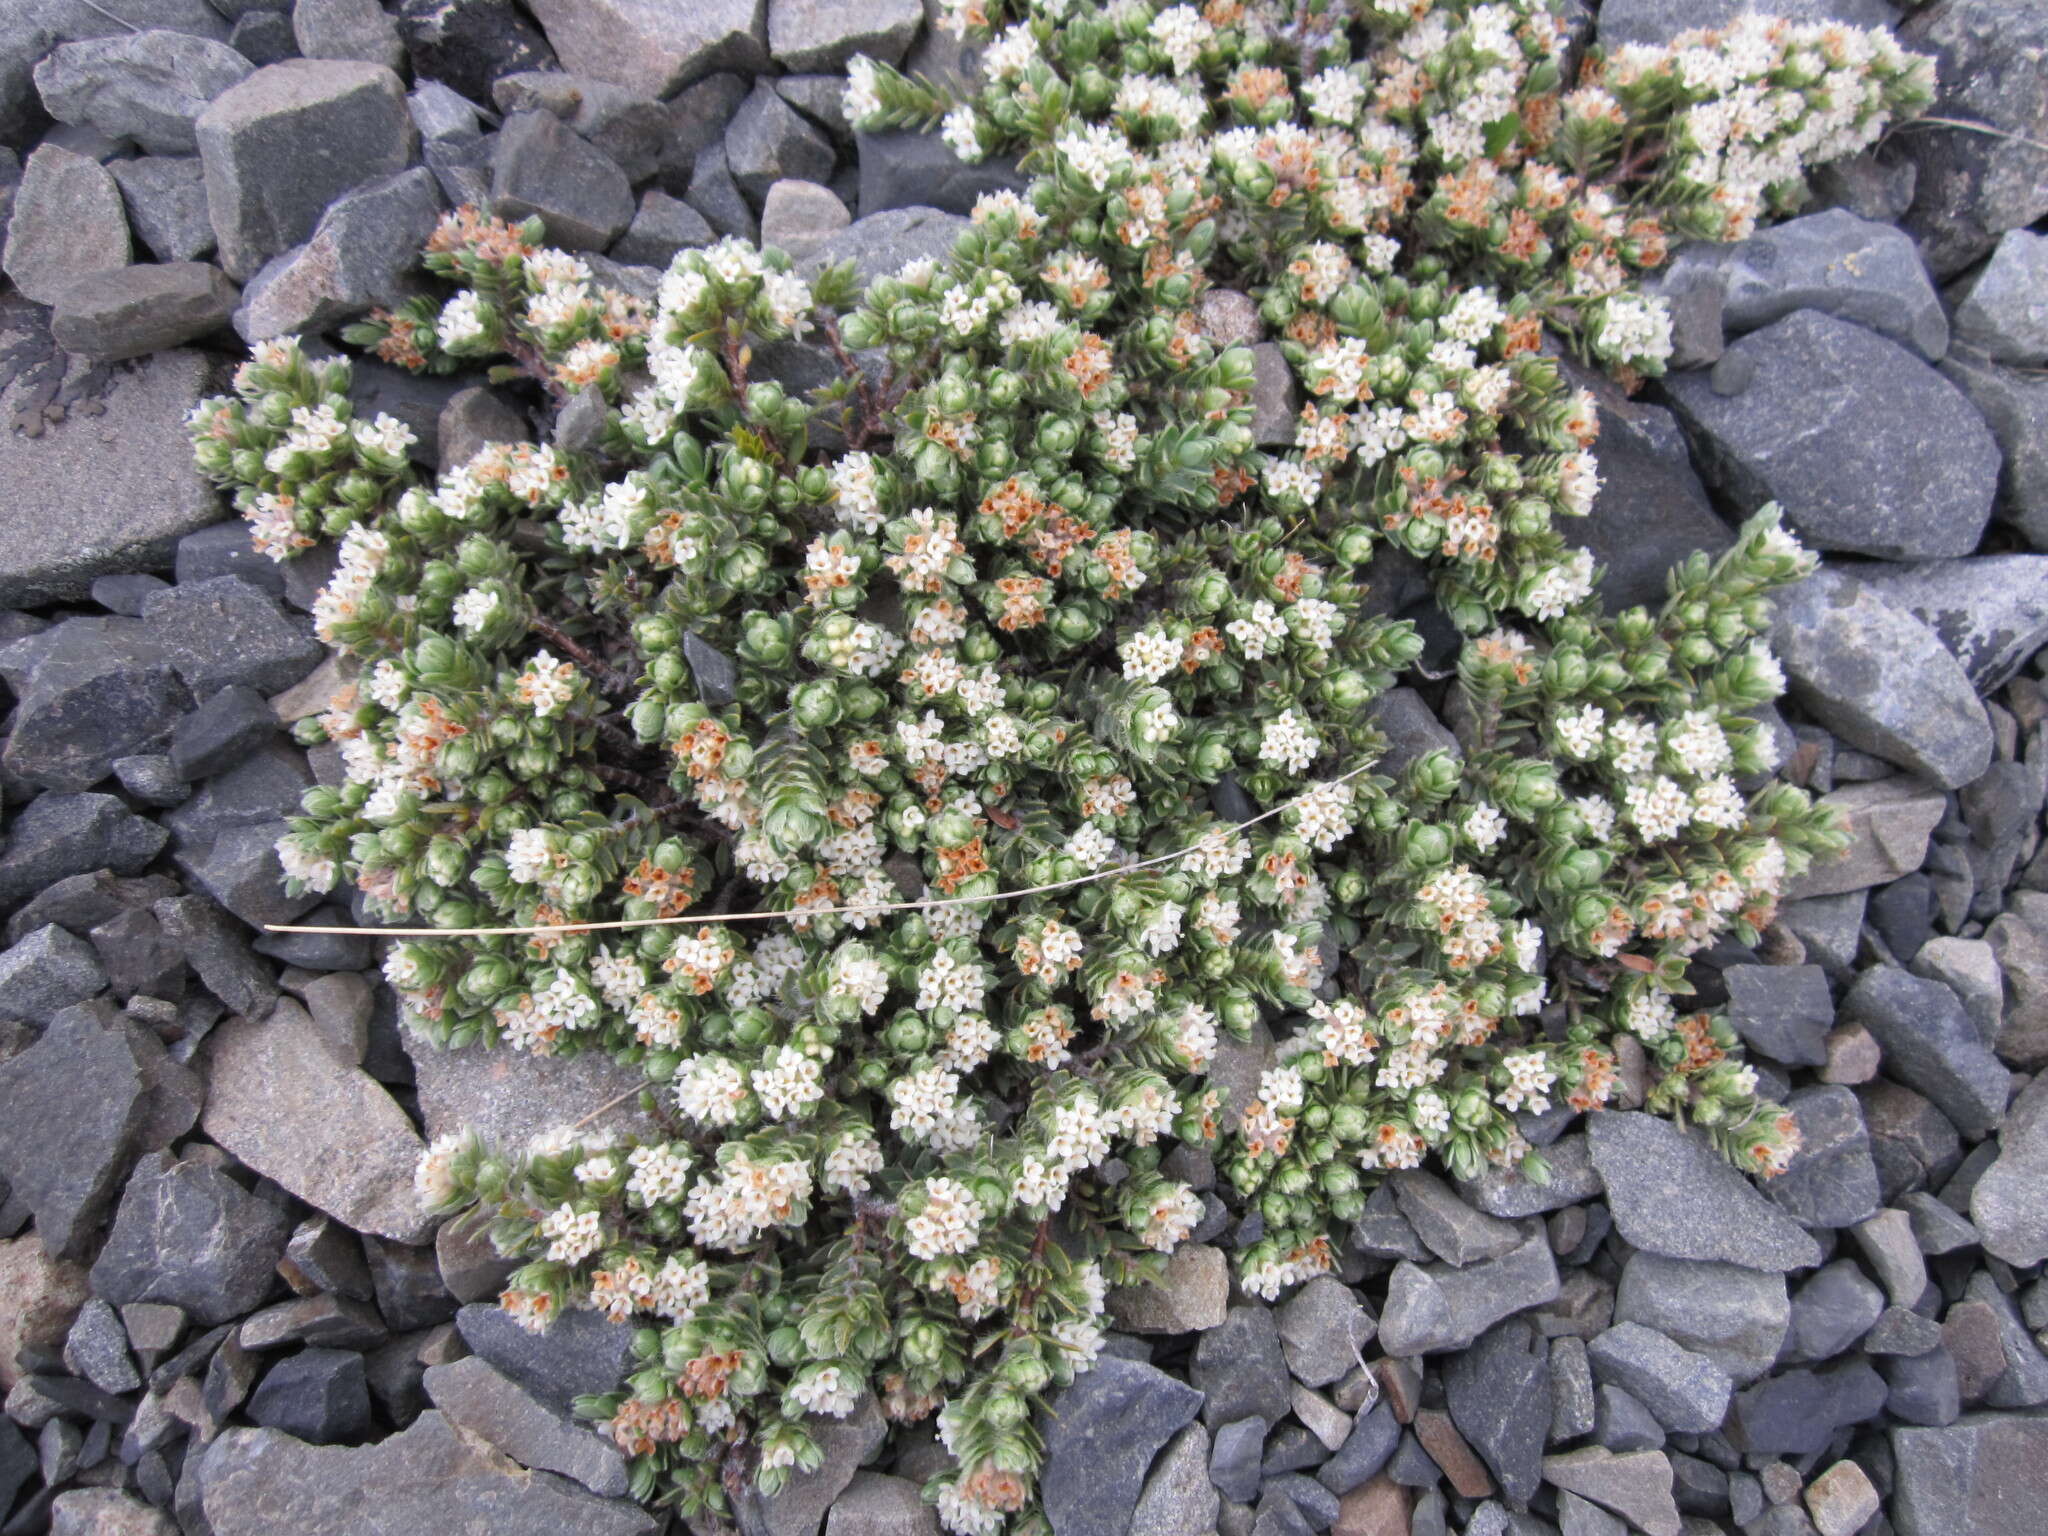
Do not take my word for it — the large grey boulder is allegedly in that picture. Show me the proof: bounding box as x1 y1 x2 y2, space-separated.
1771 567 1994 791
0 616 190 792
1952 229 2048 364
410 1034 661 1151
1665 310 1998 559
795 205 971 286
1891 1415 2048 1536
50 262 239 361
423 1355 629 1496
197 1412 658 1536
236 166 441 340
855 128 1028 216
90 1150 292 1325
109 155 215 262
1586 1112 1822 1272
523 0 767 99
1036 1357 1204 1536
491 110 634 252
1854 555 2048 694
767 0 920 72
195 59 414 279
33 30 253 154
0 144 131 304
1898 0 2048 276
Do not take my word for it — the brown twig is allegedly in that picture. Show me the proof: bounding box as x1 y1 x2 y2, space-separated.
529 616 637 700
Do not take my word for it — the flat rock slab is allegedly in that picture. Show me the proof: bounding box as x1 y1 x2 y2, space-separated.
0 321 220 606
523 0 766 99
410 1032 659 1153
202 999 434 1242
1587 1113 1822 1273
1891 1415 2048 1536
196 1412 658 1536
1855 554 2048 695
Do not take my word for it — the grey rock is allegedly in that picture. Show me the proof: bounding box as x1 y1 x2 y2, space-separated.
1771 569 1994 790
1593 1385 1664 1453
1581 390 1738 614
1038 1357 1203 1536
2 616 191 791
1898 0 2048 276
453 1302 636 1414
90 571 171 616
759 178 849 259
153 893 278 1021
1724 965 1832 1068
64 1297 140 1396
1902 1188 1980 1255
90 1151 291 1325
1856 556 2048 695
1129 1422 1217 1536
1456 1134 1604 1219
51 260 238 361
424 1354 628 1495
1883 1345 1963 1426
33 31 252 155
173 815 321 930
1728 1360 1888 1456
656 71 750 185
1444 1319 1550 1504
1843 967 2009 1140
1970 1072 2048 1265
1863 1078 1965 1201
395 0 556 105
438 386 530 471
201 999 434 1242
230 8 299 66
1586 1324 1732 1434
1614 1255 1787 1386
409 1033 659 1151
1108 1242 1229 1335
1867 1306 1945 1356
1670 208 1947 361
245 1348 372 1443
1892 1415 2048 1536
1549 1336 1596 1443
1852 1207 1929 1308
768 0 919 71
112 754 189 808
1376 1228 1561 1356
826 1472 939 1536
199 1410 657 1534
775 74 851 138
1936 344 2048 548
1318 1400 1400 1495
167 684 276 782
1783 780 1946 901
1210 1416 1265 1504
239 1294 386 1351
725 82 832 201
1192 1305 1292 1429
610 188 713 266
282 1213 375 1301
1250 341 1296 445
407 81 480 146
1963 1269 2048 1409
794 204 969 286
1952 228 2048 364
1557 1491 1626 1536
48 1490 176 1536
236 166 441 340
1276 1275 1373 1388
491 71 666 186
523 0 766 99
142 576 322 696
1765 1085 1882 1230
1541 1447 1681 1536
108 156 214 262
1393 1169 1520 1267
0 1000 152 1258
1 144 130 305
435 1218 517 1305
0 796 167 916
294 0 407 73
491 110 633 252
1596 0 1898 46
195 59 414 280
855 127 1027 216
0 925 106 1023
1666 310 1998 559
175 516 287 594
1586 1113 1822 1272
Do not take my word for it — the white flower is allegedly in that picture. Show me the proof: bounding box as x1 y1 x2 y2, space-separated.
906 1177 983 1261
1055 122 1133 191
539 1203 604 1265
1259 710 1322 775
1119 626 1183 684
1303 66 1366 124
1148 4 1213 75
941 104 983 161
843 56 882 123
753 1047 826 1119
451 587 498 634
1464 802 1509 851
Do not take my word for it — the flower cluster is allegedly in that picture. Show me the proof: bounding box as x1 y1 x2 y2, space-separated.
193 2 1908 1530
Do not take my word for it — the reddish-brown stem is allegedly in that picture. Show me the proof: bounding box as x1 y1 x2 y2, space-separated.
529 617 637 700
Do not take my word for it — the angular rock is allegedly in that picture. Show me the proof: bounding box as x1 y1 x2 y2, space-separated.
453 1302 635 1414
1392 1170 1520 1267
855 128 1027 216
1192 1305 1292 1429
0 925 107 1024
1614 1255 1788 1386
1766 1085 1882 1230
1952 228 2048 364
0 797 168 916
2 616 191 791
1456 1134 1604 1219
492 71 669 186
91 1150 291 1325
1936 344 2048 548
1592 1386 1664 1453
49 1490 175 1536
1898 0 2048 276
1784 779 1947 901
1128 1422 1217 1536
240 1294 386 1352
1108 1242 1229 1335
794 205 969 287
1963 1269 2048 1409
64 1297 140 1396
153 893 278 1021
1915 935 2004 1051
142 576 323 696
294 0 406 72
1856 555 2048 695
195 59 414 279
199 1410 658 1533
201 999 434 1242
1772 569 1994 791
33 31 253 154
523 0 766 99
1670 207 1947 360
1666 310 1997 559
1277 1275 1375 1389
50 261 239 361
109 155 214 262
1037 1359 1206 1536
1724 965 1833 1068
410 1033 659 1151
235 166 442 340
825 1472 939 1536
610 188 713 266
1542 1447 1681 1536
758 178 849 260
424 1355 627 1496
0 1233 89 1393
1573 386 1733 613
1376 1229 1561 1356
0 1000 151 1258
725 82 832 201
1443 1320 1550 1504
0 145 130 304
246 1347 372 1443
1587 1113 1822 1272
492 110 634 252
1970 1072 2048 1265
1596 0 1899 46
767 0 918 71
1843 967 2009 1140
395 0 556 104
1727 1360 1889 1456
1586 1324 1732 1434
1319 1400 1401 1497
167 684 276 783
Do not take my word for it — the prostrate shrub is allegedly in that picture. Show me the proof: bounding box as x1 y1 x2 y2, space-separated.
190 1 1925 1529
